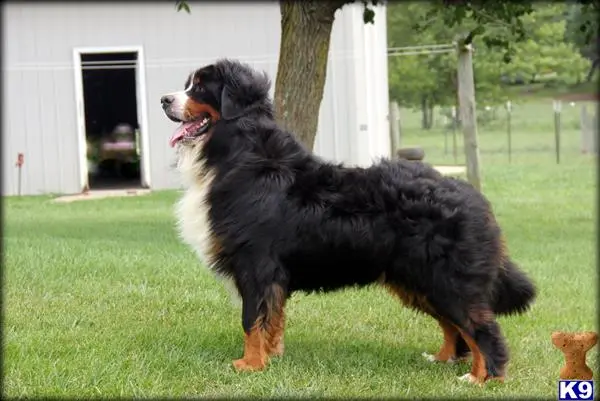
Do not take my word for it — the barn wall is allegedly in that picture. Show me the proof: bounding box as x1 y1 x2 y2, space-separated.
2 1 389 196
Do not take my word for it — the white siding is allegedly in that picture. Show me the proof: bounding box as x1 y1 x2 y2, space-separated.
2 1 389 196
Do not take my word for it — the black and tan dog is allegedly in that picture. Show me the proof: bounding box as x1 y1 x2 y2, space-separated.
160 59 536 383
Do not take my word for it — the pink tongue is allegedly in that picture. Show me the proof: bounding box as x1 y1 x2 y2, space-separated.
169 121 202 148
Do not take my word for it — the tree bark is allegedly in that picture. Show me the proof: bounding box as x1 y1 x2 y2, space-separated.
273 1 347 149
427 104 434 129
421 95 434 130
421 95 429 129
585 57 599 82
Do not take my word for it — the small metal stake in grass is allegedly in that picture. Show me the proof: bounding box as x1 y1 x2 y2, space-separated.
506 100 512 163
444 114 449 155
15 152 24 196
553 100 562 164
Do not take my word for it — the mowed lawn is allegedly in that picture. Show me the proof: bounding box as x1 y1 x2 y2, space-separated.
3 101 598 398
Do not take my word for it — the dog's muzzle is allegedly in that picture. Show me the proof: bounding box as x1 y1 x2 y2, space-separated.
161 95 174 110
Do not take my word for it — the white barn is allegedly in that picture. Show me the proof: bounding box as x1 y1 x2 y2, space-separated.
2 2 390 196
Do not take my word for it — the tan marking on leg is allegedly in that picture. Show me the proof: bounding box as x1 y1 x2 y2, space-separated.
456 328 487 384
266 308 285 357
435 320 459 362
233 321 268 372
233 283 287 370
266 284 286 357
423 320 472 364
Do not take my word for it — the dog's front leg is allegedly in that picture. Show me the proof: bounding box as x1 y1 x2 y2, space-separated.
233 280 287 372
265 300 286 357
233 290 268 372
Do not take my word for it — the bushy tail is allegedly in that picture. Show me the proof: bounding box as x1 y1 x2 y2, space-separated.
492 258 537 315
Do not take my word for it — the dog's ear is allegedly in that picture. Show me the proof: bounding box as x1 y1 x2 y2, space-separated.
220 86 243 120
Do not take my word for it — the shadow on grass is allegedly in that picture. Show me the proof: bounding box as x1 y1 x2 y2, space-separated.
140 322 472 379
283 335 471 377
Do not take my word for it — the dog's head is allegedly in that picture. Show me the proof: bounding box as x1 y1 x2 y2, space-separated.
160 59 272 149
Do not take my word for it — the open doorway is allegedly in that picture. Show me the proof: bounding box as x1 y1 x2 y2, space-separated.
74 48 150 191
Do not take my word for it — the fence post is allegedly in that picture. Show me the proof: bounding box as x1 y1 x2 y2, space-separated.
15 152 24 196
451 105 458 164
444 114 449 155
506 100 512 163
594 112 599 154
581 105 590 153
580 105 598 154
553 100 562 164
389 101 401 157
457 40 482 191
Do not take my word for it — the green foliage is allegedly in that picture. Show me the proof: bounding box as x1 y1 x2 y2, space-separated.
502 4 590 85
176 0 381 24
414 1 535 63
175 0 190 14
564 2 599 59
388 3 448 108
361 0 380 24
387 2 508 111
387 3 591 113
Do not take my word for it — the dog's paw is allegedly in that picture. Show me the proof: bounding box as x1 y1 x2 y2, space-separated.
269 342 285 357
232 358 266 372
422 352 456 364
458 373 484 386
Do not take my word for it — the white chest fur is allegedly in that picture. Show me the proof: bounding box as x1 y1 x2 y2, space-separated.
174 146 217 269
174 146 240 303
175 176 215 267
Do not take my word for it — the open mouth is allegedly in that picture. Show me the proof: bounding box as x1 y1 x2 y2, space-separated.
169 113 212 147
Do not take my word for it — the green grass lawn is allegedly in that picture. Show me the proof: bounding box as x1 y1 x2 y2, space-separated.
3 99 598 398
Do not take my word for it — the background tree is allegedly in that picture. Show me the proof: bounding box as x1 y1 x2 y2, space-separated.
272 1 374 148
177 0 380 149
564 1 599 81
496 4 588 86
387 2 591 128
176 0 595 150
387 2 512 128
387 2 456 129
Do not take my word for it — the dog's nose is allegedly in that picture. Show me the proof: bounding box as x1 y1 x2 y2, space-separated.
161 95 174 108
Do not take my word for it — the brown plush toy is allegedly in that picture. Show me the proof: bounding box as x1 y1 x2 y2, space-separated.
552 331 598 380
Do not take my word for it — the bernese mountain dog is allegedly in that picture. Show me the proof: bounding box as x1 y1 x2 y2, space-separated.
160 59 536 384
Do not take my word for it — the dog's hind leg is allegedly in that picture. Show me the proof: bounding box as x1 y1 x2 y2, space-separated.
265 300 286 357
422 319 470 363
439 304 509 384
383 282 470 363
454 332 471 361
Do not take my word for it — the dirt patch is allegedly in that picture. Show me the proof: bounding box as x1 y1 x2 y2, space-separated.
53 189 151 203
434 165 466 176
553 92 599 102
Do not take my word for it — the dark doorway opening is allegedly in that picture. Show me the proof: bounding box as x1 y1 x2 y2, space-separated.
81 51 142 190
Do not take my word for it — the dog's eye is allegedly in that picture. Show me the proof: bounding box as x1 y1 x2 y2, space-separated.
195 85 205 94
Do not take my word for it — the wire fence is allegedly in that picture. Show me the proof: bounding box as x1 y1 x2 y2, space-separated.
390 98 598 166
386 44 598 167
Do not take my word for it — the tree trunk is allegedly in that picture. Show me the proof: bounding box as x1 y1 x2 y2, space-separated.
585 57 599 82
427 104 434 130
421 96 434 130
421 95 429 129
273 1 346 149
